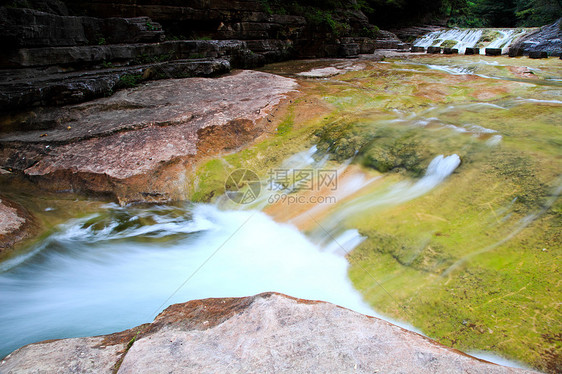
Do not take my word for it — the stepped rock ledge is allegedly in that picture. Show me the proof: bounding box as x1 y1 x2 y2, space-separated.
0 70 298 205
0 293 538 373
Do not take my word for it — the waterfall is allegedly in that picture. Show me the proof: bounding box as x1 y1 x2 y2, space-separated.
413 28 534 54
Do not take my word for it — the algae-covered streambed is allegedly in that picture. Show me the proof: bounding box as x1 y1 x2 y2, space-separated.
1 54 561 372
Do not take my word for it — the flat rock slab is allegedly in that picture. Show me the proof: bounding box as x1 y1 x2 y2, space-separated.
0 70 298 202
296 61 366 78
1 293 537 374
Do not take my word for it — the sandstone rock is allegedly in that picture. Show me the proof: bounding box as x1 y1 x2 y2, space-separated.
372 30 409 50
0 293 539 373
443 48 458 54
0 197 34 252
0 40 252 69
0 335 129 374
411 46 425 52
427 46 442 54
486 48 502 56
0 70 298 203
0 59 231 112
391 25 446 42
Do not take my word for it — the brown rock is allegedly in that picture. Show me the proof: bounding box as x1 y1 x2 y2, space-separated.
0 293 539 374
0 197 34 252
0 70 298 203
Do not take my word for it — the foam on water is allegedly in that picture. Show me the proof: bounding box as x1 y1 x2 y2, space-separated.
0 204 377 358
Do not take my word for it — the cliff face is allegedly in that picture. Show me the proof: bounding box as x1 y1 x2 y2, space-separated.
0 0 404 112
0 292 538 373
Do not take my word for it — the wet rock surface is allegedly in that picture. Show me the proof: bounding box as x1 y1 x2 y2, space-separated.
0 58 232 112
510 18 562 57
0 293 538 373
0 70 298 203
0 196 34 252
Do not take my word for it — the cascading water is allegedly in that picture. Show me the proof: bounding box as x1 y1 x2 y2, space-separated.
0 150 461 359
413 28 533 54
0 204 374 358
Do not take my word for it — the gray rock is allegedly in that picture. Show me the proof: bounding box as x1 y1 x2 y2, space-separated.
411 46 425 52
427 46 442 54
0 40 251 69
0 336 128 374
510 18 562 57
0 293 539 374
0 7 165 49
0 59 231 111
443 48 458 54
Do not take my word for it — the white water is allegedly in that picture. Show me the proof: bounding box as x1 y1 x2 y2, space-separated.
318 155 461 234
413 28 531 54
0 204 374 358
0 150 462 358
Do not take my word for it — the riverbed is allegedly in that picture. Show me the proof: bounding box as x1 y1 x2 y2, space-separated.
1 54 560 371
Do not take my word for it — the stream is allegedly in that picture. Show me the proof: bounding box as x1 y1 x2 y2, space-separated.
0 54 560 370
0 151 459 358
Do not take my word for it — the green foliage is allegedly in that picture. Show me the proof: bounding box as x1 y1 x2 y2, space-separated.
117 74 143 89
257 0 354 36
476 30 502 47
360 25 380 38
97 37 106 45
442 0 561 27
441 39 458 48
133 52 175 65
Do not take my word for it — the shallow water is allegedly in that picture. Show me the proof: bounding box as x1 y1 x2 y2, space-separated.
1 55 560 370
0 147 462 358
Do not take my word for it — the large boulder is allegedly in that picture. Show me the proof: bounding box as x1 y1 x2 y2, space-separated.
510 18 562 57
0 70 298 204
0 293 538 373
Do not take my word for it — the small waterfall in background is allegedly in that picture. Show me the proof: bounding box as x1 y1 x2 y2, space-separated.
413 28 534 54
